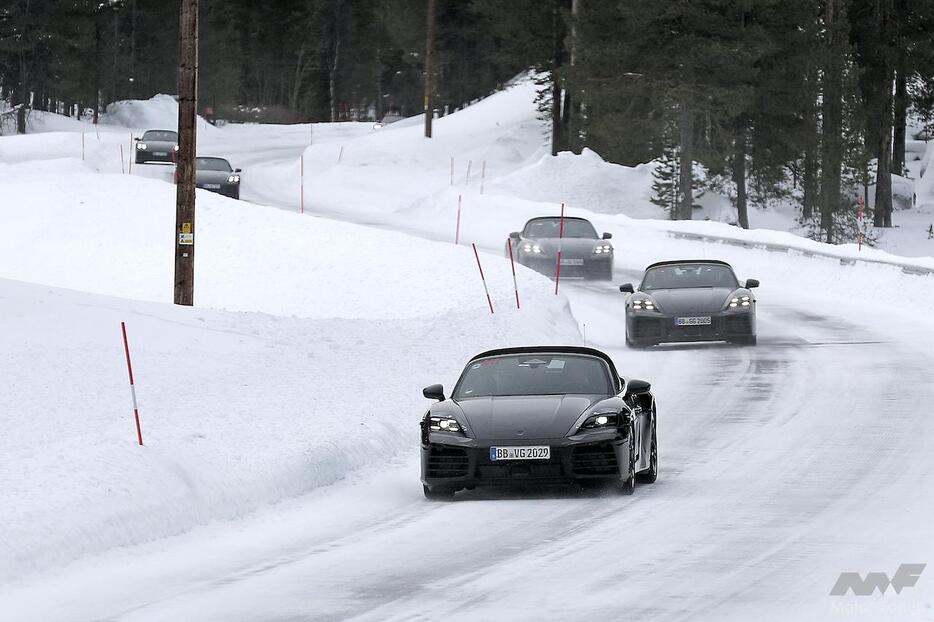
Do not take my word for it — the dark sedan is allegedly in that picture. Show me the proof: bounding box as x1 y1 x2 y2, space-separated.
620 260 759 347
194 157 241 199
419 346 657 499
134 130 178 164
507 217 614 280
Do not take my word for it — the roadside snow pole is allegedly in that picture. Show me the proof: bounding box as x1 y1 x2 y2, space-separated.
455 194 462 244
119 144 125 174
472 243 495 314
465 159 472 186
128 134 134 174
81 132 85 161
507 238 520 309
450 156 454 186
857 195 864 251
120 322 144 447
554 202 566 295
480 160 486 195
300 154 305 215
337 145 344 164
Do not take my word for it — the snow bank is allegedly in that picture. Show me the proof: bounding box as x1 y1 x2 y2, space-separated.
100 94 218 135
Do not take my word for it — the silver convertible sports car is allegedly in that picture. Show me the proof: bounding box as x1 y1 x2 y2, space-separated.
620 260 759 347
507 216 614 280
134 130 178 164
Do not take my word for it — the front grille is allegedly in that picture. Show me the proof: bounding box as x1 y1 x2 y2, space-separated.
632 318 663 338
426 446 469 478
572 443 619 476
478 463 563 479
724 315 752 333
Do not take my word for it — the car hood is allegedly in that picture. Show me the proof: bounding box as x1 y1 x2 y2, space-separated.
644 287 733 314
453 394 604 440
524 237 605 257
196 169 233 184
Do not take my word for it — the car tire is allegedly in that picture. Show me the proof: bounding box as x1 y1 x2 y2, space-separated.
636 414 658 484
135 157 145 165
423 484 455 501
616 428 636 495
732 335 757 346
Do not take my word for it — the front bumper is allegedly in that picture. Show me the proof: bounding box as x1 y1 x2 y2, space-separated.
627 310 755 345
420 431 629 491
517 254 613 280
196 182 240 199
135 149 175 164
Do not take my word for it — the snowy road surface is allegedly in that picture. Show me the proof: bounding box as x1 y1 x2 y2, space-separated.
6 281 933 621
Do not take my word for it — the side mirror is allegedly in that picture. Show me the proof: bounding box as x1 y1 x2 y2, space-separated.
619 283 635 294
234 168 242 173
745 278 760 289
133 137 140 141
602 232 613 239
508 231 521 240
626 378 652 395
423 384 445 401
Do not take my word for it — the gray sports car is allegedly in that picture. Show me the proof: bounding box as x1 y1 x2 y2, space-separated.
419 346 657 499
194 157 241 199
620 260 759 347
507 216 614 280
134 130 178 164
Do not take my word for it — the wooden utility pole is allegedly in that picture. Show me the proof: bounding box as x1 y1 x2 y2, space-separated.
424 0 435 138
175 0 198 306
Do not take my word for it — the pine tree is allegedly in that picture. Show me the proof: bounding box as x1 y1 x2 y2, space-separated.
650 143 680 219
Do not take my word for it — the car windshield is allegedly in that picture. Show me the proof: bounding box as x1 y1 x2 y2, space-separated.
453 354 613 399
524 218 598 239
196 157 232 171
641 263 739 290
142 130 177 142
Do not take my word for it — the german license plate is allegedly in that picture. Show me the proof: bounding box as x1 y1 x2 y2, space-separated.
153 151 167 156
204 183 221 189
560 258 583 266
675 316 712 326
490 446 550 461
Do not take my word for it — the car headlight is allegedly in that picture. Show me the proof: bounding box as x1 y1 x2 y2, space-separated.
173 145 180 151
428 415 464 435
136 143 147 150
593 243 613 255
521 243 543 254
631 297 658 312
227 174 240 183
727 295 752 310
373 123 383 129
578 412 619 431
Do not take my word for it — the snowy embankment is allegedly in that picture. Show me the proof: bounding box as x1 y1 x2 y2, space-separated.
0 158 579 584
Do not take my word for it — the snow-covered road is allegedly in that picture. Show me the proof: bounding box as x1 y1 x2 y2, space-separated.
6 281 932 621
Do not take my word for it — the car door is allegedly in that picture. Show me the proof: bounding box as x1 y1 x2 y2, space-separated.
627 394 650 469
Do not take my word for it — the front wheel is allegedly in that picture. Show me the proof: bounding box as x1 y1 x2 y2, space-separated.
423 484 455 501
732 335 757 346
637 415 657 483
616 429 636 495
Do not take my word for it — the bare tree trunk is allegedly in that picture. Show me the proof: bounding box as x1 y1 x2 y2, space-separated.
289 41 307 111
874 66 894 227
820 0 846 243
733 122 749 229
802 66 819 220
550 0 563 155
678 97 695 220
329 36 340 122
424 0 435 137
893 55 908 177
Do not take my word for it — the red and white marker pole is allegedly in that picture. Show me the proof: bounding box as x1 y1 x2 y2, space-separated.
120 322 144 446
857 195 864 251
300 154 305 215
554 202 566 295
465 159 473 186
455 194 462 245
507 238 520 309
472 243 495 314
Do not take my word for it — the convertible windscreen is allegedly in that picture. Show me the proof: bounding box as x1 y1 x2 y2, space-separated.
142 131 177 142
641 264 739 290
525 218 598 239
196 157 232 171
454 354 612 399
